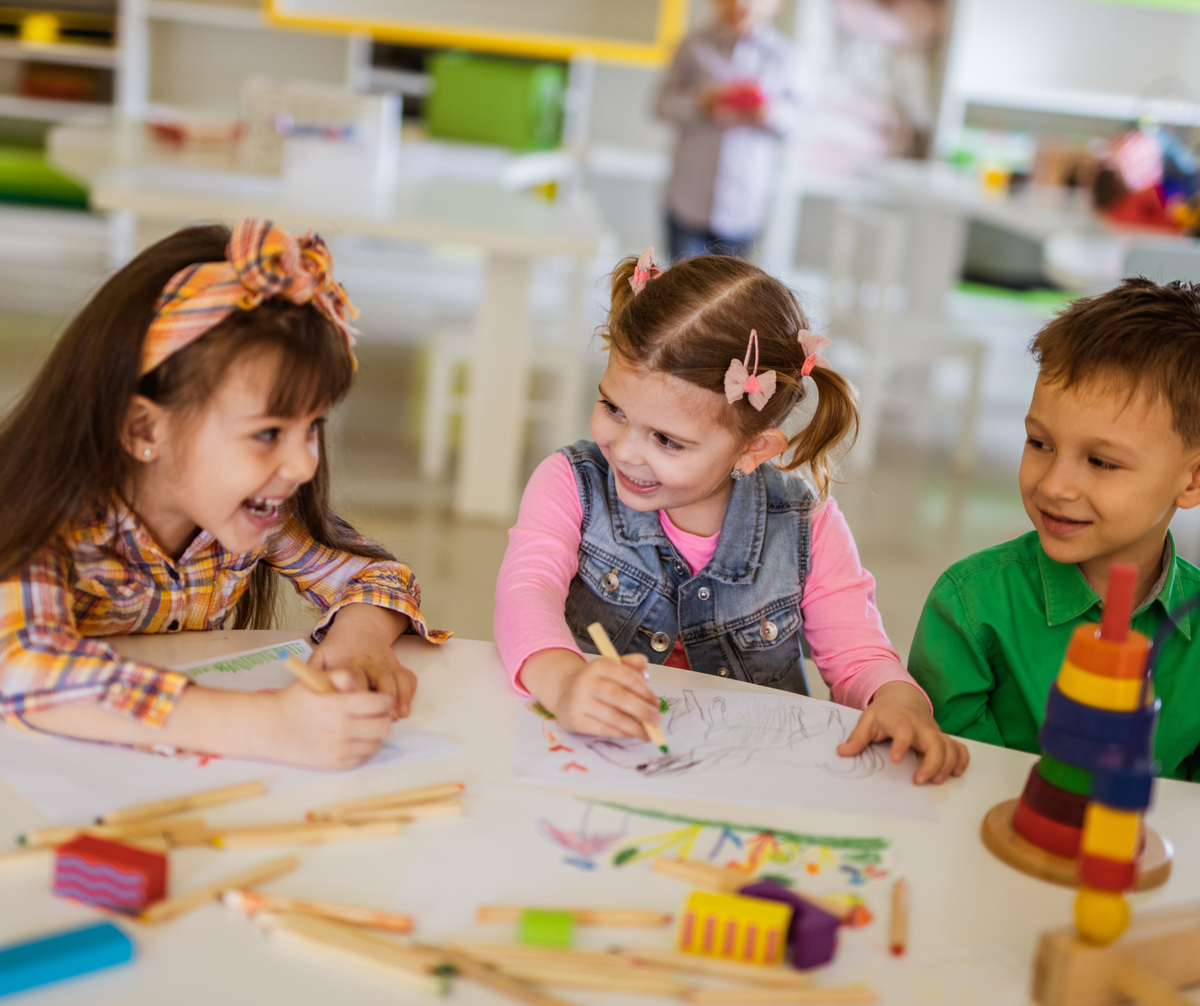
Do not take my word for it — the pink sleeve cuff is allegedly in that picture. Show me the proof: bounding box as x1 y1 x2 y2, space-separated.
831 661 932 714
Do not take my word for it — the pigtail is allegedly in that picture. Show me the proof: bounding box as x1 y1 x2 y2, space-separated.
608 255 642 319
776 365 859 500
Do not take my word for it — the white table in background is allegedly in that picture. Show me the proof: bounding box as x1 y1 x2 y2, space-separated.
3 630 1200 1005
47 123 605 523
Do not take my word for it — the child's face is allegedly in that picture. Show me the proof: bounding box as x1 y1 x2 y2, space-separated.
138 352 323 556
1019 373 1200 579
715 0 781 34
591 354 745 516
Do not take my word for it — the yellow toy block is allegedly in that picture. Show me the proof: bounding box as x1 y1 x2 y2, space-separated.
677 891 792 966
1080 804 1141 861
1057 661 1148 711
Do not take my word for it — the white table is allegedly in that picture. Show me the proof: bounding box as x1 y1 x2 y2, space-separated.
4 630 1200 1006
47 123 605 523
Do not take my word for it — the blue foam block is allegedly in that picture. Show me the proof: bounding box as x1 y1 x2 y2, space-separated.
0 921 133 997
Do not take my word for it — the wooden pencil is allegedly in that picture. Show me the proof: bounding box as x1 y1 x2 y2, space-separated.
307 782 465 821
99 780 266 824
0 846 52 869
888 878 908 957
283 654 334 694
613 946 815 987
209 820 403 849
490 965 689 995
685 986 878 1005
586 622 668 752
140 854 299 924
477 905 672 927
651 857 854 922
447 943 640 973
222 889 414 933
337 801 464 826
259 912 448 995
424 945 579 1006
21 816 209 850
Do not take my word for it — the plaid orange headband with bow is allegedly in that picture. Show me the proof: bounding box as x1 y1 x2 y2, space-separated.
140 218 358 376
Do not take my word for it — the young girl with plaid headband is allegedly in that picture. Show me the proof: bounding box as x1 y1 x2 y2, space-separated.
0 219 446 769
495 251 968 785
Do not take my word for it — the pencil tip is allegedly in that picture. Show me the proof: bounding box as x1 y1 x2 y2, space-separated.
659 745 669 753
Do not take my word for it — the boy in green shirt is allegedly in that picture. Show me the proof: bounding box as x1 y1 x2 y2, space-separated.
909 278 1200 780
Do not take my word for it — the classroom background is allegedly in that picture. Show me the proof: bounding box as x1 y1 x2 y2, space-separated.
2 0 1200 694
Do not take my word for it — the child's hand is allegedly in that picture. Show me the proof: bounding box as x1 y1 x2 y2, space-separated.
265 675 393 770
837 681 970 785
522 649 662 741
311 603 416 719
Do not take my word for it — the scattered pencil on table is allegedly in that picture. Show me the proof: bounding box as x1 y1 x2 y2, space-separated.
209 820 404 850
888 878 908 957
139 854 298 924
307 781 465 822
98 779 267 825
223 888 414 933
20 816 210 850
586 622 669 753
280 650 334 694
478 905 672 927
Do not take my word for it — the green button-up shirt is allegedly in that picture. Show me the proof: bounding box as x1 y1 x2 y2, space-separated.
908 530 1200 781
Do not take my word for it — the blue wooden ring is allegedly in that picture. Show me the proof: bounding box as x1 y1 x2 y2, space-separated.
1042 684 1158 748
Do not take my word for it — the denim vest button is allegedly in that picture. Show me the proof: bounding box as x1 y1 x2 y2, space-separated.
602 571 620 591
762 619 779 641
674 563 686 575
697 587 711 600
717 666 730 677
650 631 671 652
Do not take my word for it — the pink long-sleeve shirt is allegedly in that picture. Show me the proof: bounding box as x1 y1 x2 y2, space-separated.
495 452 927 710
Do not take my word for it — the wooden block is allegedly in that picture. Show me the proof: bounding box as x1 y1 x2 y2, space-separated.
53 836 167 914
1032 902 1200 1006
1057 663 1146 712
1080 805 1140 862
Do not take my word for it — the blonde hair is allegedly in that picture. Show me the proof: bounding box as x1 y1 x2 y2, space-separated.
603 254 858 497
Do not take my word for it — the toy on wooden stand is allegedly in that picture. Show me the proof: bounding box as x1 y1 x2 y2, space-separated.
53 835 167 914
982 564 1171 945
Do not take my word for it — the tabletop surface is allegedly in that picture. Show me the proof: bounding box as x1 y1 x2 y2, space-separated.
3 630 1199 1006
47 123 605 256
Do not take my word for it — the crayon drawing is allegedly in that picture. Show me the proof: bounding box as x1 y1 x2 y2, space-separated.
513 682 934 821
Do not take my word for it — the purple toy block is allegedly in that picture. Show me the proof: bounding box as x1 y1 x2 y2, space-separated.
739 880 839 970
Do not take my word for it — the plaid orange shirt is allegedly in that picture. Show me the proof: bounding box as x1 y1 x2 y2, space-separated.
0 498 447 730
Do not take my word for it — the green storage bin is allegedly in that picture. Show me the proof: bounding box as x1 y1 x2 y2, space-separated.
0 146 88 209
425 51 565 151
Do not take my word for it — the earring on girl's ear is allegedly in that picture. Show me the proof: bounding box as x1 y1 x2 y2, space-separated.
142 448 152 459
731 468 746 481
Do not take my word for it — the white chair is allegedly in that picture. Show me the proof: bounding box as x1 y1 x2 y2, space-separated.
826 201 986 473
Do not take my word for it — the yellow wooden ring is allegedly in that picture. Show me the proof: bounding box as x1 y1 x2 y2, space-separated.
1057 661 1148 712
1081 804 1141 861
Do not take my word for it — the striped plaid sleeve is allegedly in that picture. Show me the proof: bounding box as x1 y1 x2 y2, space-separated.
265 515 449 644
0 548 190 730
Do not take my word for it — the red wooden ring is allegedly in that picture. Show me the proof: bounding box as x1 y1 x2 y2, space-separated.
1079 854 1137 891
1013 796 1082 858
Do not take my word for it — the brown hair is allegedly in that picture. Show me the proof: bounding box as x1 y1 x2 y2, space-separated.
603 254 858 497
0 223 391 628
1030 277 1200 446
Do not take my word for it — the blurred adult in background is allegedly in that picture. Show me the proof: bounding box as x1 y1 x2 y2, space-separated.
655 0 800 261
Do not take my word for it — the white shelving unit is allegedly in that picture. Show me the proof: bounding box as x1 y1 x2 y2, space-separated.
935 0 1200 154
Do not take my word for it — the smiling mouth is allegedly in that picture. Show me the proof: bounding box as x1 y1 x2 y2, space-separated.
242 496 287 522
1039 508 1093 534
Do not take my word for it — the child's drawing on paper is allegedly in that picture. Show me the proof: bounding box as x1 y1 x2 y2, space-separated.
513 682 934 821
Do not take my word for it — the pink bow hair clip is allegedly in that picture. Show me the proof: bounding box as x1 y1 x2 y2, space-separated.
798 330 832 377
629 247 662 295
725 329 777 411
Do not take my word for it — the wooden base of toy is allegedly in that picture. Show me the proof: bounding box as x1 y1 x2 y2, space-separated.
981 800 1172 891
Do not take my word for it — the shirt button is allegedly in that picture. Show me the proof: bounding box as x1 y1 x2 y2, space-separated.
167 567 180 581
717 667 730 677
168 619 180 631
602 571 620 592
697 587 711 601
650 632 671 652
761 619 779 641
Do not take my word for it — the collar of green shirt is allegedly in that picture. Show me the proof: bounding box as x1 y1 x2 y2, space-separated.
1034 532 1191 640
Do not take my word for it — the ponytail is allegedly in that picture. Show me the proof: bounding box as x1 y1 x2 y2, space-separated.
775 365 859 500
608 255 640 319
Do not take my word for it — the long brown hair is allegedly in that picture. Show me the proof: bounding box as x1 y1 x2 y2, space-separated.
0 223 391 629
603 254 858 497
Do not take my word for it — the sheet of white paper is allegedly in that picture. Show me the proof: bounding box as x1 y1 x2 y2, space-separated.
512 683 934 821
0 640 457 823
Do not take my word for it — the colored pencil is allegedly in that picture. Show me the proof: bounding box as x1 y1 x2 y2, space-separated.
0 846 52 869
99 780 266 824
447 943 639 973
424 944 578 1006
889 878 908 957
339 801 464 825
222 889 414 933
612 946 815 987
445 945 687 994
307 782 465 821
477 906 672 927
21 817 208 850
140 854 298 924
283 654 334 694
586 622 669 753
258 912 448 995
651 857 853 922
685 986 878 1005
209 820 403 849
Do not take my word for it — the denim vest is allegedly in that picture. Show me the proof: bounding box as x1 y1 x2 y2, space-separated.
561 440 814 694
